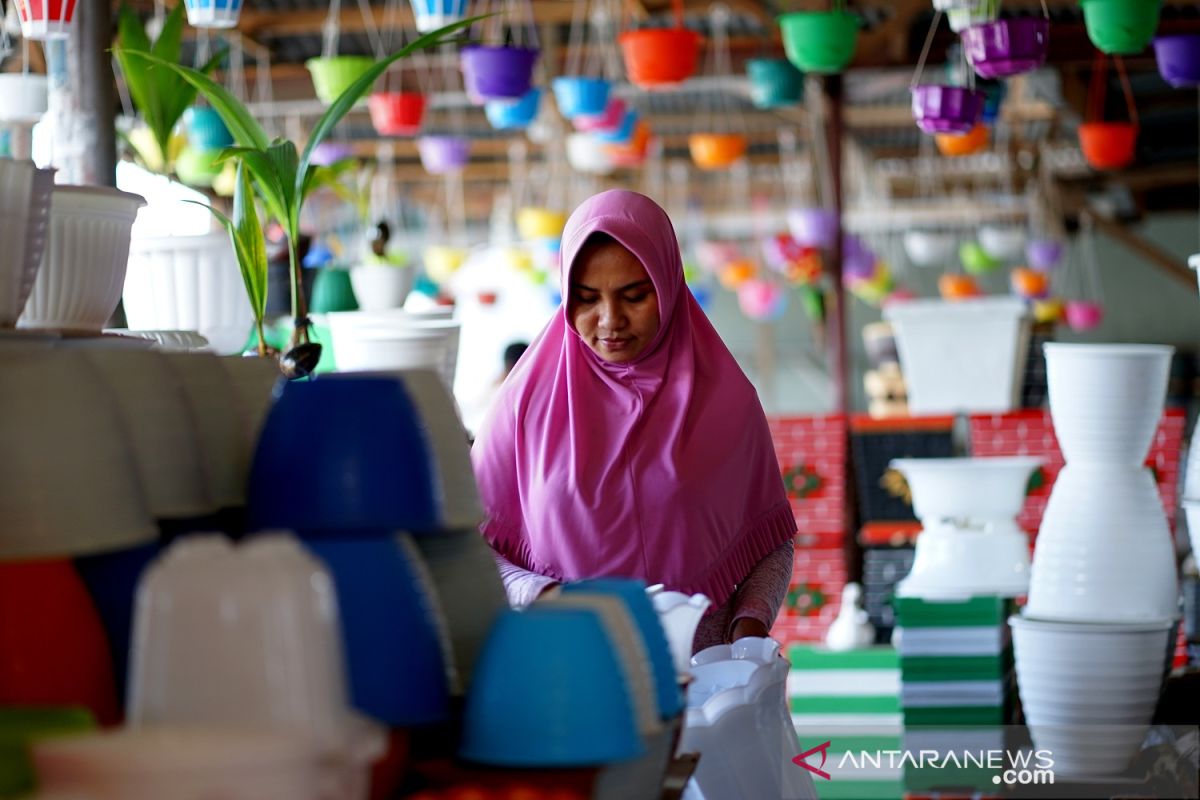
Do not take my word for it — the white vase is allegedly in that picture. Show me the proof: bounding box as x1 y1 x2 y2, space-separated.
1010 614 1174 778
1043 343 1173 466
1026 463 1177 623
348 263 414 312
19 186 145 332
0 159 54 326
124 232 254 355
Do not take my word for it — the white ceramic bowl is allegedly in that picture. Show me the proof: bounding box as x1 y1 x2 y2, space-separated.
0 74 49 122
20 186 146 332
890 456 1041 523
896 526 1031 599
348 264 414 312
123 232 254 355
1044 343 1173 466
0 159 54 326
902 230 957 268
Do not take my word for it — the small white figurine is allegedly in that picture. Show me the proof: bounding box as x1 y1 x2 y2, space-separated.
824 583 876 652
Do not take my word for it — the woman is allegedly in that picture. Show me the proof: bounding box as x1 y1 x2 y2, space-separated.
471 190 796 649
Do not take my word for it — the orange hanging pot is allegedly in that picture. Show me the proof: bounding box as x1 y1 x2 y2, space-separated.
1079 53 1139 171
618 0 700 89
938 273 982 300
935 123 989 157
688 133 747 170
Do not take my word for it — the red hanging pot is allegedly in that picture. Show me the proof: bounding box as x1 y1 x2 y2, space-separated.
618 0 700 89
15 0 76 40
368 92 426 137
1079 54 1139 171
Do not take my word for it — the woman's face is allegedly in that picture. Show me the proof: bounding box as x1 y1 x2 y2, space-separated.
568 238 660 364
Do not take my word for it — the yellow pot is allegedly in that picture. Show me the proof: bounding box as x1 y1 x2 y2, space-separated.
423 245 469 285
516 207 567 241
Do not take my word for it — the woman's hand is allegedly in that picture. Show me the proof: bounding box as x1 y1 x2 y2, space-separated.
535 581 562 600
730 617 771 642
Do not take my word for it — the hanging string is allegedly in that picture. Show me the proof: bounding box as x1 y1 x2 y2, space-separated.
1079 211 1104 304
563 0 588 77
321 0 342 59
193 29 211 69
910 9 944 89
355 0 384 60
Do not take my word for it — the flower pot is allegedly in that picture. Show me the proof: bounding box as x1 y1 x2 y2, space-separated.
903 230 956 267
947 4 991 34
516 207 567 241
306 56 375 106
484 88 542 131
416 136 471 175
310 268 359 314
618 27 701 88
1153 34 1200 88
349 264 414 312
606 121 652 167
0 159 53 328
1026 238 1063 270
1079 0 1161 56
367 92 426 137
937 273 981 300
779 11 859 74
1033 297 1064 324
1043 343 1172 466
910 84 984 135
978 224 1026 261
183 0 242 29
123 232 254 355
310 141 354 167
183 106 233 150
980 78 1007 123
594 109 638 144
746 58 803 109
173 147 223 188
935 123 989 156
1010 267 1050 299
566 132 615 176
688 133 746 170
409 0 468 33
786 208 837 250
960 240 1001 274
962 17 1050 79
422 245 468 285
0 74 48 123
1079 122 1137 170
19 186 145 332
884 297 1031 414
460 46 539 102
15 0 76 40
574 97 626 133
552 76 611 118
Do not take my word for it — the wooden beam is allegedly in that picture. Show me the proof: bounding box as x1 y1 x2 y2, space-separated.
1087 212 1196 287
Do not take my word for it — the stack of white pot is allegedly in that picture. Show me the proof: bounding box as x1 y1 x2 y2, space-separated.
1011 343 1179 779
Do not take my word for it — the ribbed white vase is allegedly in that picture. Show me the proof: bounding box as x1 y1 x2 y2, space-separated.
19 186 145 331
0 160 54 326
124 232 253 355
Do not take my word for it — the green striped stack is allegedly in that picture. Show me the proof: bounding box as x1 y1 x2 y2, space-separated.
787 644 903 800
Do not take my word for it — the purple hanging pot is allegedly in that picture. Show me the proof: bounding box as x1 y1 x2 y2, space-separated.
417 135 471 175
310 141 355 167
460 45 539 102
1026 239 1064 271
911 85 984 135
1153 34 1200 88
787 207 838 249
962 17 1050 79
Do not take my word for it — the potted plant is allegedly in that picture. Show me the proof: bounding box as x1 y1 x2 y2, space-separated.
119 16 480 377
778 1 859 75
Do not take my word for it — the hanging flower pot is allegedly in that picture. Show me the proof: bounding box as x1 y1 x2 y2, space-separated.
174 147 223 188
1152 34 1200 88
485 88 542 131
947 4 991 34
938 273 982 300
310 141 354 167
1064 299 1104 331
307 56 375 105
574 97 626 133
911 85 984 134
14 0 76 40
516 207 567 241
416 136 471 175
1079 122 1137 170
409 0 469 34
594 109 638 144
979 79 1007 123
979 224 1026 261
718 260 756 290
1079 0 1161 56
962 17 1050 79
565 133 615 176
423 245 468 285
183 106 234 151
460 46 539 102
688 133 746 170
779 10 859 74
0 74 48 124
737 279 788 321
183 0 242 29
787 208 838 250
1032 297 1064 324
960 240 1001 274
368 92 426 137
935 123 989 156
552 77 611 119
1010 267 1050 299
746 58 803 109
903 230 957 268
619 27 701 89
1026 238 1063 271
606 121 652 168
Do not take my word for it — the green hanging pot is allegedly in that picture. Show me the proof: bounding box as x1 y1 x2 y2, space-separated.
1079 0 1162 56
306 56 376 105
309 268 359 313
960 240 1002 275
779 11 859 75
746 58 804 109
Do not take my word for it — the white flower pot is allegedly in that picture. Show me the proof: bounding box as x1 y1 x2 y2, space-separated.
124 232 254 355
1043 343 1173 466
19 186 145 332
0 159 54 326
1026 463 1177 623
348 264 414 312
326 311 461 393
978 224 1026 262
902 230 956 268
883 297 1030 415
567 133 616 176
0 74 49 123
1010 615 1173 778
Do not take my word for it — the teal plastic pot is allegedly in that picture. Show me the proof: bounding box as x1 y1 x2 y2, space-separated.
309 268 359 313
746 58 804 109
1079 0 1161 55
779 11 859 74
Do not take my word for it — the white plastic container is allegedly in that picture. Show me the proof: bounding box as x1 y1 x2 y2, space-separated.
902 230 956 268
0 159 54 328
20 186 146 332
327 312 461 393
1043 343 1173 466
978 224 1026 262
349 264 414 312
648 589 711 676
884 297 1030 415
123 232 254 355
0 75 49 123
1009 614 1173 778
567 132 616 176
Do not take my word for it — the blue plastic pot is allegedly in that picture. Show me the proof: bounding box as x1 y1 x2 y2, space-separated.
484 87 542 130
594 108 638 144
183 106 234 150
552 76 611 118
746 58 804 109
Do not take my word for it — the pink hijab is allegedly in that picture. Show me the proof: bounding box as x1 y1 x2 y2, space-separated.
471 190 795 608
